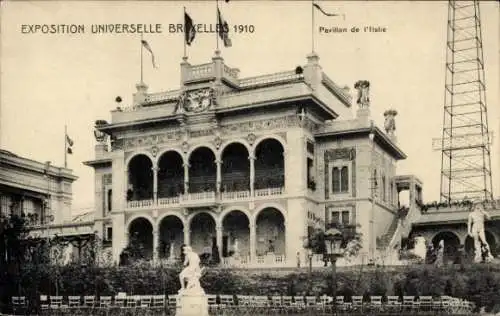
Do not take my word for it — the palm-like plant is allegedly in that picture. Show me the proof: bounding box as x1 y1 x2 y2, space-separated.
304 222 363 264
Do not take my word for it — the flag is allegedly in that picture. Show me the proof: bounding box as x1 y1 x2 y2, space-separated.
184 11 196 46
313 3 341 17
66 134 74 154
217 8 232 47
141 39 157 68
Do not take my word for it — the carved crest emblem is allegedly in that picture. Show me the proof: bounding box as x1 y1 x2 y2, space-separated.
182 141 189 153
214 136 222 150
177 88 215 113
247 133 256 146
150 146 159 157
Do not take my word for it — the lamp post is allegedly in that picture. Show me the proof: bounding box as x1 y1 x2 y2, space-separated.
324 228 344 311
307 247 313 293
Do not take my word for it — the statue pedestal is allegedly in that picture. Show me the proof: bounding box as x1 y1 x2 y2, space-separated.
176 294 209 316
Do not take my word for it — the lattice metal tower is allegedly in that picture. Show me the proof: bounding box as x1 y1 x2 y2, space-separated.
439 0 493 203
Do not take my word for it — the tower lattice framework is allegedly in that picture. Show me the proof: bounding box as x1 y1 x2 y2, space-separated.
439 0 493 203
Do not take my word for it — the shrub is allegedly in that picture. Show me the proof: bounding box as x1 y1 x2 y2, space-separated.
3 263 500 313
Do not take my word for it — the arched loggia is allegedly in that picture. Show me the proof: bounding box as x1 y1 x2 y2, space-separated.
128 217 153 260
221 143 250 192
127 155 153 201
254 139 285 190
189 147 216 193
255 207 286 257
158 151 184 199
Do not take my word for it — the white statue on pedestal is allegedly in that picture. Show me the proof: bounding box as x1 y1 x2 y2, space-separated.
412 236 427 261
178 246 205 295
468 203 494 263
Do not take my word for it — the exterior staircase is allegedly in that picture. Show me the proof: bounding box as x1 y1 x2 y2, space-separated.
377 216 400 250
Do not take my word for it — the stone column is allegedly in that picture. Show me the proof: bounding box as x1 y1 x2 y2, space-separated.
249 223 256 264
183 163 190 195
215 159 222 194
153 228 159 264
249 154 255 196
112 214 127 264
152 165 159 204
216 224 223 261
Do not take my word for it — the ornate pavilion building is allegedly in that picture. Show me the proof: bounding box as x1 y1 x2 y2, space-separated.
85 51 419 267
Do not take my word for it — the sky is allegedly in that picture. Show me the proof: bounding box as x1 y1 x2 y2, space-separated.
1 1 499 214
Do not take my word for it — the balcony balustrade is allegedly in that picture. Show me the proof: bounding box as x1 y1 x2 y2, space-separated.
125 186 284 209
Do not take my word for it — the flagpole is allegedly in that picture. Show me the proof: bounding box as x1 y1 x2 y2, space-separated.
311 0 315 53
216 0 220 51
184 7 187 58
140 33 144 83
64 125 67 168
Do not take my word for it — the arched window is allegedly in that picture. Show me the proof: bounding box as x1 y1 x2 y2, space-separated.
332 165 349 194
332 167 340 193
340 166 348 192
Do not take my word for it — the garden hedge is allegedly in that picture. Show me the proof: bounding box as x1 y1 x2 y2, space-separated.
1 262 500 313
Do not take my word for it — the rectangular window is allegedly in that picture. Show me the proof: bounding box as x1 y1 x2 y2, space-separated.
382 176 387 202
106 227 113 241
341 211 350 225
307 158 315 189
330 210 351 225
331 211 340 224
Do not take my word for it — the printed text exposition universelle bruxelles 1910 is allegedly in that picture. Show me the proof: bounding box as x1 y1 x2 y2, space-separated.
20 23 255 34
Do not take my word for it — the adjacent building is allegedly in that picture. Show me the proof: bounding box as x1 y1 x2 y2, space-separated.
0 149 96 250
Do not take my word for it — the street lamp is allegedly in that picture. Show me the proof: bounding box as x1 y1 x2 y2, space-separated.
307 247 313 293
324 228 344 310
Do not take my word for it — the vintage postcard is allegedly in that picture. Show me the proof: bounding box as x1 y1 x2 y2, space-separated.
0 1 499 315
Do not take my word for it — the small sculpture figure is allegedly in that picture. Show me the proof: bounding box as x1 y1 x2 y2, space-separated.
434 240 444 267
383 109 398 135
468 202 494 263
178 246 204 295
354 80 370 109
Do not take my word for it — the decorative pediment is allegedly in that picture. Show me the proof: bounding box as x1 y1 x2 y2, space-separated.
324 147 357 200
325 148 356 161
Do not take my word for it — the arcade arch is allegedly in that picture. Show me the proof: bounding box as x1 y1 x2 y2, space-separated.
221 143 250 192
254 139 285 190
255 207 286 257
189 147 216 193
128 217 154 260
127 154 154 201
